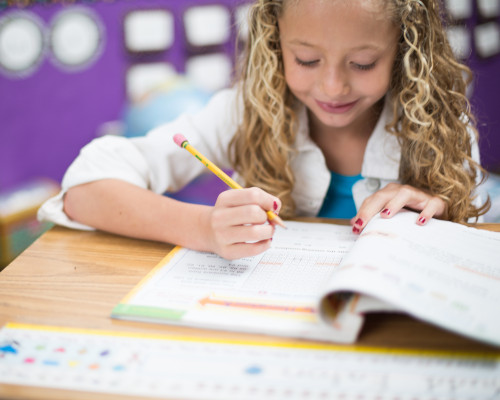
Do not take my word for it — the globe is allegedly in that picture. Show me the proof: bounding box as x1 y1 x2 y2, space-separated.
123 78 212 138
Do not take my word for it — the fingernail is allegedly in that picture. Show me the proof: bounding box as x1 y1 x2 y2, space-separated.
418 216 426 225
352 226 361 234
273 201 278 211
381 208 390 216
354 218 363 227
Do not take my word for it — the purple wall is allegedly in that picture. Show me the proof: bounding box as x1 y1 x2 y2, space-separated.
0 0 499 195
469 55 500 170
0 0 244 192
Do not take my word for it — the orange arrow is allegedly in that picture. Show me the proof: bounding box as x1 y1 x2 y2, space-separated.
198 296 315 313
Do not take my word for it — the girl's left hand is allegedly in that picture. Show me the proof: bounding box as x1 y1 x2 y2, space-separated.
351 183 447 234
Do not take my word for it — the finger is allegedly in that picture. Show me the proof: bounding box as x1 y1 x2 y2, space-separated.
352 186 398 233
217 187 281 214
219 239 273 260
213 204 271 227
217 223 275 245
378 185 428 219
416 197 446 226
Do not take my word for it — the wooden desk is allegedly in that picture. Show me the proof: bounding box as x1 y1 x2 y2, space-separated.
1 222 499 399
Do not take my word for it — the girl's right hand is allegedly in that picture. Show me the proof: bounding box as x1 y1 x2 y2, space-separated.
205 187 281 260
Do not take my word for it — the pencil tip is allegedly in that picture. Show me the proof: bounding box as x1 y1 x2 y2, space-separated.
270 213 287 229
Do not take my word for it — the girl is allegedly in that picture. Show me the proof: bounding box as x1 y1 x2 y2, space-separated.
39 0 489 259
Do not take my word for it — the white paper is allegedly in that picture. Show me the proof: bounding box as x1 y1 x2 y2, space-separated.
320 211 500 346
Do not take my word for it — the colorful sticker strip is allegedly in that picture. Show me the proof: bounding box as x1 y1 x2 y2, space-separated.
0 323 499 400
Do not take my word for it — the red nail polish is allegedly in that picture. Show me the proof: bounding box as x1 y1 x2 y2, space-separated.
418 217 426 224
352 226 361 234
273 201 278 211
381 208 390 216
354 218 363 227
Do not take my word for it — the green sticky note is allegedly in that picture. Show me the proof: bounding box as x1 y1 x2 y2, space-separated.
112 304 185 320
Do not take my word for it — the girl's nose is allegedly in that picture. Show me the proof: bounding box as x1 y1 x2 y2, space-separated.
321 66 350 97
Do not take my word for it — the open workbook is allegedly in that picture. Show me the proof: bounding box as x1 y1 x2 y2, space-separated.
112 211 500 347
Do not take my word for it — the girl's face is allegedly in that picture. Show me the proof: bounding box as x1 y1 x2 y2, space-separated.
279 0 399 131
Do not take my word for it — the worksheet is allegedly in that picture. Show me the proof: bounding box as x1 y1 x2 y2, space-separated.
113 221 363 342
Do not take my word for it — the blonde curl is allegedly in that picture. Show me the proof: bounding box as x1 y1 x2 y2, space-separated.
388 0 490 221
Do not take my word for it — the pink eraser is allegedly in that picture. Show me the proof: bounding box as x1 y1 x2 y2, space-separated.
173 133 187 147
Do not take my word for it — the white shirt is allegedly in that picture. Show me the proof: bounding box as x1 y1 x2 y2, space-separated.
38 86 483 229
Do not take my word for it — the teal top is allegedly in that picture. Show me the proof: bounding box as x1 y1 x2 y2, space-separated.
317 171 363 219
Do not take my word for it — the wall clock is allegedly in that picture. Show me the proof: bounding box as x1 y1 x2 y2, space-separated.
0 12 45 77
50 8 103 70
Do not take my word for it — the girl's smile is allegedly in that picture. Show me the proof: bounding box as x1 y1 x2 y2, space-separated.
315 99 359 114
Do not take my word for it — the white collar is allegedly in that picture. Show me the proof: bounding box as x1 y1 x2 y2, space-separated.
361 97 401 180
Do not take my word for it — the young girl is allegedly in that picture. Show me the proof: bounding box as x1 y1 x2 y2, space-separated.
39 0 489 260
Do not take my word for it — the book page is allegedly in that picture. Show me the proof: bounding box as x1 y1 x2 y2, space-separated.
319 210 500 347
113 221 363 342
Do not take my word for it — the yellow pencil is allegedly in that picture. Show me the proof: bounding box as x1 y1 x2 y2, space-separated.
173 133 287 229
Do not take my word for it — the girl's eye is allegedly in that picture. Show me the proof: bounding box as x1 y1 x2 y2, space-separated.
295 57 319 67
353 62 376 71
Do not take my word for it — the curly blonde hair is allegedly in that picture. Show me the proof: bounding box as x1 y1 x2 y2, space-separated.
229 0 490 221
229 0 298 217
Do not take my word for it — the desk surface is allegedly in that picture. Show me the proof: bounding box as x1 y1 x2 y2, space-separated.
1 221 499 399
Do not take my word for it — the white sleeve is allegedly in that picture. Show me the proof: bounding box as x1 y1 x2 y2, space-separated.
38 88 242 229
